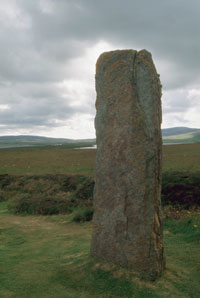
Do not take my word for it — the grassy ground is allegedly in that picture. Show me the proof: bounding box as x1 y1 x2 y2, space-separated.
0 147 96 176
162 143 200 173
0 143 200 176
0 201 199 298
0 143 200 297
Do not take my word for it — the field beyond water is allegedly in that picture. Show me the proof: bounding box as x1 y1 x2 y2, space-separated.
0 143 200 297
0 142 200 176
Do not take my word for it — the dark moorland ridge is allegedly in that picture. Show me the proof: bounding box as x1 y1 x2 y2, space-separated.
0 135 96 144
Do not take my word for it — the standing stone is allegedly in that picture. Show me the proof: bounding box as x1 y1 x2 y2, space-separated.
90 49 165 277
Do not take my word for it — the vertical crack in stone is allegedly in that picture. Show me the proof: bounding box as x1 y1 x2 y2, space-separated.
124 188 128 239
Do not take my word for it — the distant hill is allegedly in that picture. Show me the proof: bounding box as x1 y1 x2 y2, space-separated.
0 135 96 149
0 127 200 149
162 127 200 144
162 127 200 137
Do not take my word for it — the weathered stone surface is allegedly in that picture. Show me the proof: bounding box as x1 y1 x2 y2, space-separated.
90 49 165 277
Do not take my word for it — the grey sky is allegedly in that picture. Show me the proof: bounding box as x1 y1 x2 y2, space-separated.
0 0 199 138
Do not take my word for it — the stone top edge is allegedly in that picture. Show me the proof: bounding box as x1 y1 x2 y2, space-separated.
97 49 151 57
96 49 152 66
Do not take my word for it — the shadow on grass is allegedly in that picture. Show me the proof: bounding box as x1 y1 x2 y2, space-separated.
53 260 158 298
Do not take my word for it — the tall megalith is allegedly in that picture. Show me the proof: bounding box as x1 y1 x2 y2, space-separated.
90 49 165 277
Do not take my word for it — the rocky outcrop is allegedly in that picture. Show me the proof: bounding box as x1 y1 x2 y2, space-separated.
90 49 165 277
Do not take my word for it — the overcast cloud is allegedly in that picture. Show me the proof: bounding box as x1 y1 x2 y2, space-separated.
0 0 200 138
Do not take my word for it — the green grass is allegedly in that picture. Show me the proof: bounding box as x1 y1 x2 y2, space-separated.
0 204 199 298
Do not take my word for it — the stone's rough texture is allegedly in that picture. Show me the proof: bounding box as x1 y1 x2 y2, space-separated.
90 49 165 277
